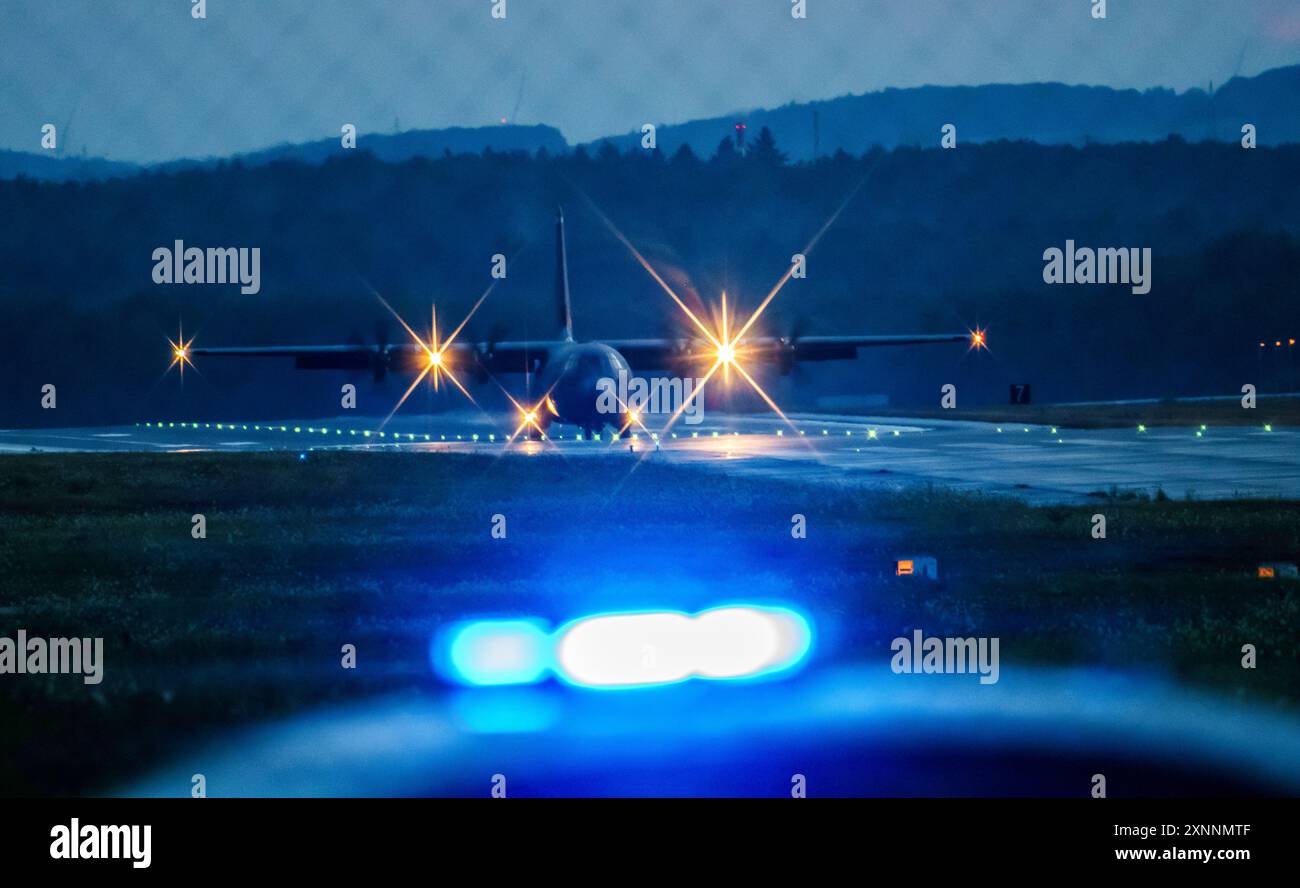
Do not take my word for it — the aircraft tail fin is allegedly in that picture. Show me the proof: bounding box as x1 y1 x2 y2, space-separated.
555 206 574 342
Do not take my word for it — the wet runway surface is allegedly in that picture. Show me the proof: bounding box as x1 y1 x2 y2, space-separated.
3 411 1298 503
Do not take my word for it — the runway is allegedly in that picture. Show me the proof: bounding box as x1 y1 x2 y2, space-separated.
3 411 1297 503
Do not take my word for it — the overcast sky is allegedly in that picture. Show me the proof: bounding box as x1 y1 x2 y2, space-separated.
5 0 1300 163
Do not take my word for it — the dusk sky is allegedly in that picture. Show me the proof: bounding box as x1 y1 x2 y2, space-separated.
5 0 1300 163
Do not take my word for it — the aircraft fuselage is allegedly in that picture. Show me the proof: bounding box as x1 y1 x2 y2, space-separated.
533 341 633 435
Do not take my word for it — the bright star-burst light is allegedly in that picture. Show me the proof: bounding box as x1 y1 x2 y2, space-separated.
585 183 874 443
166 322 195 380
503 390 555 444
649 286 798 441
369 281 495 430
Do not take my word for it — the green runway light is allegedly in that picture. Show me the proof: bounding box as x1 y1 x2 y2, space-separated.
363 431 371 437
1265 424 1273 432
996 427 1003 433
488 434 495 442
216 424 224 430
821 429 828 436
692 432 699 438
1200 424 1208 431
892 430 900 437
1023 427 1029 433
846 430 852 436
472 434 479 442
1138 424 1146 433
776 430 783 437
711 431 718 437
799 430 805 436
1050 427 1057 434
1196 431 1203 438
868 429 878 439
294 427 301 433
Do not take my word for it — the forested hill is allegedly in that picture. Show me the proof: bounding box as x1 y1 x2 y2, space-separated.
6 65 1300 182
591 65 1300 159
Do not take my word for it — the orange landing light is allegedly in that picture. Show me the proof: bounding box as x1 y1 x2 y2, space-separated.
896 559 915 576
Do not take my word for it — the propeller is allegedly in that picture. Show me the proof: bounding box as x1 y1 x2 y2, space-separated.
776 314 811 376
483 321 509 376
347 321 392 382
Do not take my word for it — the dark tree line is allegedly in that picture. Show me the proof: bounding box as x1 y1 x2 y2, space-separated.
2 134 1297 426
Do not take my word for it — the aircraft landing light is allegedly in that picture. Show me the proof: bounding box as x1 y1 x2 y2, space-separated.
437 605 812 689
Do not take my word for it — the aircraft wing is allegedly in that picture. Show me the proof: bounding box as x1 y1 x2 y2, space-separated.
191 340 569 376
191 331 979 375
603 331 980 370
